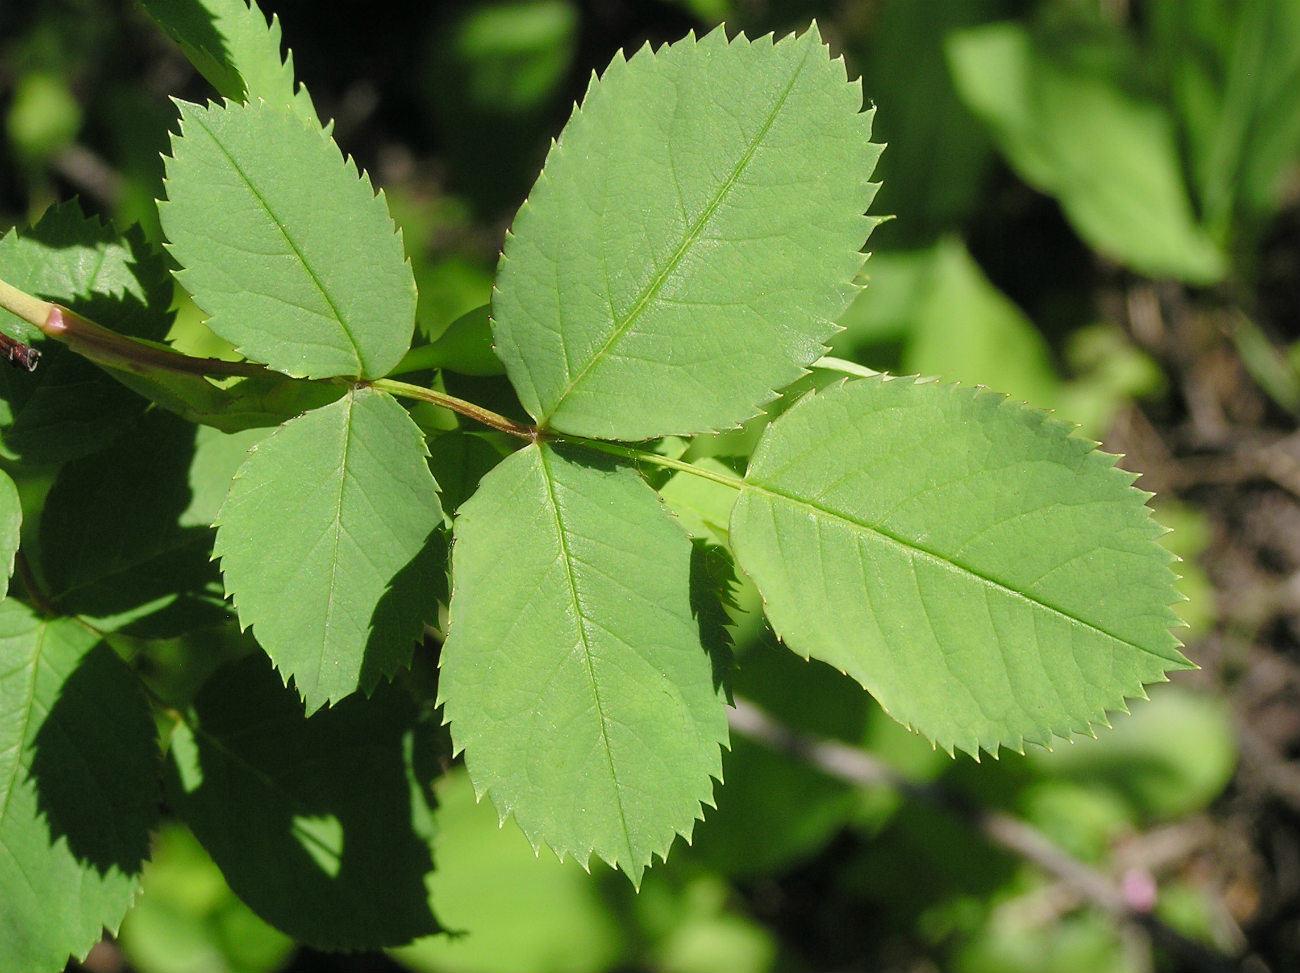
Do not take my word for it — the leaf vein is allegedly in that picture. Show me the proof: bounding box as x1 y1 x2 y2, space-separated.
747 483 1169 661
536 446 635 861
189 109 362 369
540 38 816 426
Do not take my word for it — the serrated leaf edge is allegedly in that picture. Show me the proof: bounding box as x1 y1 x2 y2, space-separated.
438 444 728 886
0 607 158 969
0 199 172 342
211 388 435 708
493 22 882 439
159 98 413 380
736 373 1191 759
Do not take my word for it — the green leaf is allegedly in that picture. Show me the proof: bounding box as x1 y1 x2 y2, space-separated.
729 376 1191 756
492 24 881 439
0 601 159 973
438 442 728 885
214 387 442 711
139 0 317 121
425 304 505 377
0 200 174 464
1150 0 1300 234
161 99 415 379
0 470 18 599
946 22 1225 283
39 409 225 636
165 652 441 949
902 238 1060 411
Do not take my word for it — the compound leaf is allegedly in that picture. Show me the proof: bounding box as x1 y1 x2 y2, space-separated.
166 652 441 949
730 376 1191 756
214 386 441 711
492 24 881 439
438 442 727 886
0 601 159 973
139 0 317 120
161 99 415 379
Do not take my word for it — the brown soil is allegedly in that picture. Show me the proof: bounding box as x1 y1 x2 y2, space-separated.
1101 215 1300 971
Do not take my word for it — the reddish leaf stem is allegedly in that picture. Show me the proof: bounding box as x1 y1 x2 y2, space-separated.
42 304 272 378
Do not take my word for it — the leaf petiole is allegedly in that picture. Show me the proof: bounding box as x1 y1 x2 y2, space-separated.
367 376 535 439
371 374 744 489
554 434 745 491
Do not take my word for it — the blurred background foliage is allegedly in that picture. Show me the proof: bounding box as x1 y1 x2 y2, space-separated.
1 0 1296 971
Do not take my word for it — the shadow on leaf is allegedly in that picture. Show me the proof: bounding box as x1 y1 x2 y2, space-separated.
360 527 448 696
166 651 443 949
29 641 160 875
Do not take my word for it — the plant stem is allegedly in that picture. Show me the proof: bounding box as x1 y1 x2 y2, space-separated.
0 276 53 326
0 273 272 379
5 274 742 488
554 434 745 490
0 331 40 370
371 378 746 488
43 305 272 378
368 377 535 439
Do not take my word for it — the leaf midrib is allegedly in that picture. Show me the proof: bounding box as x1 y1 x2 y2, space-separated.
188 106 363 372
316 389 355 699
741 481 1175 661
536 445 634 863
540 36 817 428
